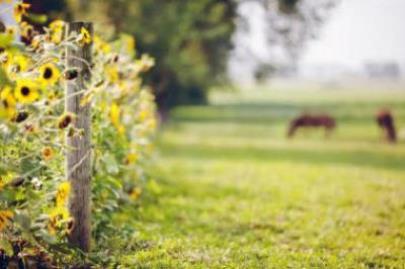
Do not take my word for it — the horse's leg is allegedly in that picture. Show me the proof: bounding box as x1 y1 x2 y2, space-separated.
325 126 331 138
288 125 297 138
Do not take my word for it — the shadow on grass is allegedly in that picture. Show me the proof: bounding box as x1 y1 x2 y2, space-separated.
160 142 405 172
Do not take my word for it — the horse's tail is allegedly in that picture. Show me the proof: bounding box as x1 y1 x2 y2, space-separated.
386 124 397 143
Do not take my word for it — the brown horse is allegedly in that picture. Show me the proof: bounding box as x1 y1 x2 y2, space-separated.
287 114 336 138
376 110 397 143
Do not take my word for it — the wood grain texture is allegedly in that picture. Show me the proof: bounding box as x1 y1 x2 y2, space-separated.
65 22 93 252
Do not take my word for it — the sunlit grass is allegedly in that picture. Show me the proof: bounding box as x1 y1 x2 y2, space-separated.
126 87 405 268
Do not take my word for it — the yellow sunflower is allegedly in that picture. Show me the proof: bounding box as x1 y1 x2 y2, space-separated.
129 187 142 201
106 66 119 83
5 26 16 37
56 181 70 207
7 54 30 75
109 102 125 134
0 210 13 231
0 51 11 67
49 20 65 44
125 152 138 165
47 207 69 235
20 21 34 40
0 86 16 120
94 35 111 54
78 27 91 46
14 79 40 104
39 63 60 86
13 2 30 23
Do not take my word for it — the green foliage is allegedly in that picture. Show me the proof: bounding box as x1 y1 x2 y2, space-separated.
0 15 156 267
69 0 237 111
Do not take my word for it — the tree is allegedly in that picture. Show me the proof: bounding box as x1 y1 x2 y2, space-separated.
69 0 237 116
29 0 337 113
235 0 338 77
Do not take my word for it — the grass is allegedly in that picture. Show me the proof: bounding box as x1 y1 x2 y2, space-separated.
127 87 405 268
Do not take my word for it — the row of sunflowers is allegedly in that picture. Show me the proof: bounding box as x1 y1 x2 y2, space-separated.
1 1 157 267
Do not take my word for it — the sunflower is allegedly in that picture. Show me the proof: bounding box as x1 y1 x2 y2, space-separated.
14 79 40 104
39 63 60 86
56 182 70 208
94 35 111 54
49 20 65 44
0 86 16 120
78 27 91 46
106 66 119 83
5 26 16 37
8 54 30 75
48 207 69 235
20 21 34 40
41 146 54 161
13 2 30 23
0 51 11 67
125 152 138 165
129 187 142 201
0 210 13 231
110 102 125 134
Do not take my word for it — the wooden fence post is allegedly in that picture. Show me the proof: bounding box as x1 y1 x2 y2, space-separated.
65 22 93 252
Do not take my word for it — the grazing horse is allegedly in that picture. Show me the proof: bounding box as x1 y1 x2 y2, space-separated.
376 110 397 143
287 114 336 138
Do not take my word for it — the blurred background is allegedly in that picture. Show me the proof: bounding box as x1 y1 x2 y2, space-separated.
2 0 404 107
2 1 404 266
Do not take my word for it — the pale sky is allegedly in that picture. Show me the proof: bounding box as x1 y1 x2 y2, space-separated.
229 0 405 81
301 0 405 69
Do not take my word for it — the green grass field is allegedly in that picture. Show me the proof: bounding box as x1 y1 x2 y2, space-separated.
129 87 405 268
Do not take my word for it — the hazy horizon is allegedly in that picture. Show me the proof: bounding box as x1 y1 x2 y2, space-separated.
230 0 405 82
302 0 405 69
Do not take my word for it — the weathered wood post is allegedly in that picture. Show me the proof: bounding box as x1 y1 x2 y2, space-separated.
65 22 93 252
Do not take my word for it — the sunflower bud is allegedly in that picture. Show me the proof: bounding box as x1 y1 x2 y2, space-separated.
63 69 79 80
67 218 75 234
9 177 25 188
0 21 5 33
58 113 74 129
94 79 105 88
24 123 35 133
67 126 75 137
14 111 29 123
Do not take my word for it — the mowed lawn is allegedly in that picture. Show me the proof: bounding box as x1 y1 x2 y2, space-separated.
130 87 405 268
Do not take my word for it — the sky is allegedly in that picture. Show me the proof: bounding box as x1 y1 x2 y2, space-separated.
0 2 15 25
229 0 405 81
301 0 405 69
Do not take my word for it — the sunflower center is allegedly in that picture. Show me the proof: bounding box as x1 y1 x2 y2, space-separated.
2 100 8 108
17 5 23 12
43 67 53 79
21 86 30 96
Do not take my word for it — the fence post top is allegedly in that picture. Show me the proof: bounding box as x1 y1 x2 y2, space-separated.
67 21 93 32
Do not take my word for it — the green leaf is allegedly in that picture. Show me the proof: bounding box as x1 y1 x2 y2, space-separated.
25 13 48 25
0 33 12 48
14 211 31 230
0 67 10 87
103 154 119 175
